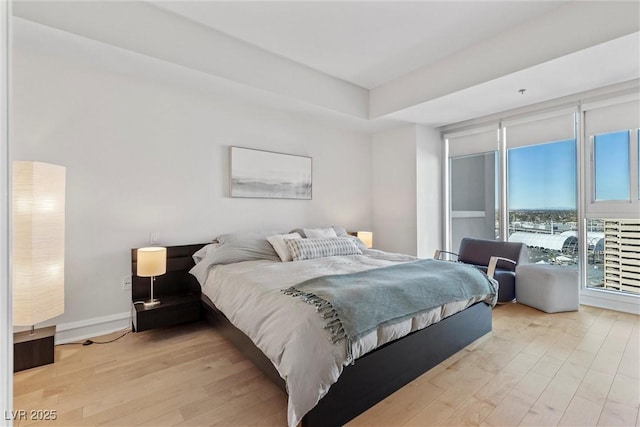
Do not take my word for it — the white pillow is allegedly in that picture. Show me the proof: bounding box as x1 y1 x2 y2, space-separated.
267 232 302 262
303 227 338 238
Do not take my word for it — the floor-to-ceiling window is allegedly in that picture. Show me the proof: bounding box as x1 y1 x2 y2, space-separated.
450 152 498 249
443 92 640 310
446 127 498 253
584 97 640 296
507 139 577 266
502 111 578 267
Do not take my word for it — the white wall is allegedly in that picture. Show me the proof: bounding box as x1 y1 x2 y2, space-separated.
371 124 440 257
372 126 417 255
416 125 441 258
1 0 12 421
12 24 372 340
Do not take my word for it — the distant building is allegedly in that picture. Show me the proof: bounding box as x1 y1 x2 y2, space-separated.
509 231 578 253
560 231 605 253
603 220 640 294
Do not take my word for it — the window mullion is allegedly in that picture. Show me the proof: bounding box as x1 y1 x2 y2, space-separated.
499 124 507 242
443 137 451 252
577 110 587 291
629 129 639 203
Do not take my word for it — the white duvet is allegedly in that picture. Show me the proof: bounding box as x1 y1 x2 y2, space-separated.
193 251 493 427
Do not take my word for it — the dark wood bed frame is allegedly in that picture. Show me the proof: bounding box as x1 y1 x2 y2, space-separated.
133 243 493 427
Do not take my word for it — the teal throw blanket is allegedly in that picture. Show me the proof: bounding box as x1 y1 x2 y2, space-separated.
282 259 497 361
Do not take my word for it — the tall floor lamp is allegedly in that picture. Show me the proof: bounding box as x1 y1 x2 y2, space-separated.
12 161 66 372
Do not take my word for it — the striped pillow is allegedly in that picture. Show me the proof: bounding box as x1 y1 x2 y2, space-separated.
284 237 362 261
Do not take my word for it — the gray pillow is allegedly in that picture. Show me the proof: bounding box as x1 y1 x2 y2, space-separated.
192 242 222 263
212 230 282 264
332 225 348 237
303 227 338 238
289 225 348 238
289 228 307 238
348 235 367 251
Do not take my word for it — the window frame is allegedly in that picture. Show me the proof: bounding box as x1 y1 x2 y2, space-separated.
448 151 500 252
443 125 500 253
583 94 640 217
586 128 639 216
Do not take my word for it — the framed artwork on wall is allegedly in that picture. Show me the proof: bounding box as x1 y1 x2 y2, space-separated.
230 146 312 199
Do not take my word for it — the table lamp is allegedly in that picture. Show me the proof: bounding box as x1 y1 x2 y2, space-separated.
357 231 373 249
137 247 167 307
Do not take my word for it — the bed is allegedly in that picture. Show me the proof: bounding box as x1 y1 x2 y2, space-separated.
136 230 496 427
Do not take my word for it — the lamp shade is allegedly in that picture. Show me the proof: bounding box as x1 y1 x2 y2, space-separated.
137 247 167 277
12 161 66 326
357 231 373 249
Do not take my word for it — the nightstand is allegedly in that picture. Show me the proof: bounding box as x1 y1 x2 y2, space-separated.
132 293 201 332
131 244 207 332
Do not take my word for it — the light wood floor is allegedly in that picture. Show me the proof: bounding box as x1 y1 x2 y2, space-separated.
13 303 640 427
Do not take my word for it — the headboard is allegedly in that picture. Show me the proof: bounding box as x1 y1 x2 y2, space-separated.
131 243 208 301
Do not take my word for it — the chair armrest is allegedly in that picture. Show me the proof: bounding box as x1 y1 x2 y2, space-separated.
433 250 459 260
487 256 517 278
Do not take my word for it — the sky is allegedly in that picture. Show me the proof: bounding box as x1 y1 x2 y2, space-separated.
507 131 632 210
508 139 577 210
594 131 631 201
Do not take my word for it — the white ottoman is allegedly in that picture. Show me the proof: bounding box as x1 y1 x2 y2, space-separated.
515 264 579 313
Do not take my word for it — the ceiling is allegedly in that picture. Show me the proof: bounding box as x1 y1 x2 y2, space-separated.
155 1 566 90
12 1 640 131
389 32 640 127
153 1 640 127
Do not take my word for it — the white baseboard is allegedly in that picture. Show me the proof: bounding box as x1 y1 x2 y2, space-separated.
55 310 132 344
41 293 640 345
580 289 640 315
